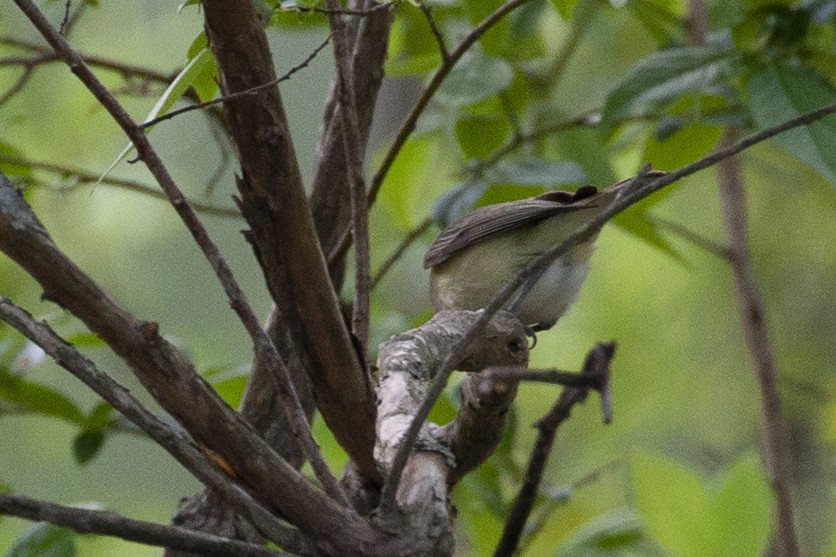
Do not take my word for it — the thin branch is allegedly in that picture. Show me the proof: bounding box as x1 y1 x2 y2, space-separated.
368 0 533 205
0 66 35 106
517 459 624 553
493 343 616 557
0 154 241 218
59 0 72 35
0 493 286 557
325 1 372 352
417 1 449 62
0 37 175 83
279 2 393 16
140 34 333 130
377 100 836 511
716 129 800 557
649 215 730 259
371 217 432 290
14 0 347 512
328 0 536 266
0 297 307 553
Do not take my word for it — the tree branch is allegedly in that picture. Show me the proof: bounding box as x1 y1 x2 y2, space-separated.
13 0 346 507
378 100 836 514
327 0 536 265
493 342 616 557
371 217 433 290
201 0 378 479
0 171 370 549
716 130 800 557
0 493 286 557
325 0 372 351
0 296 307 553
139 34 333 130
0 154 241 218
0 36 175 83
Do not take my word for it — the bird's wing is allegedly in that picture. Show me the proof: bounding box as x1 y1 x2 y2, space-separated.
423 193 597 269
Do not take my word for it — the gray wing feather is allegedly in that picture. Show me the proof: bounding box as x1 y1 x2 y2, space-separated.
423 199 594 268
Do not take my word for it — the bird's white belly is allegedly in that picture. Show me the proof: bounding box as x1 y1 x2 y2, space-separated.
513 255 591 326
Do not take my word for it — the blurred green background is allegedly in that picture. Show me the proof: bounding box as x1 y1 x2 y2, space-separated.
1 0 835 556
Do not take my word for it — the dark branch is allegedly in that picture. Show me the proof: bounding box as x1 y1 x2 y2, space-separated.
716 130 800 557
0 296 306 552
0 154 241 218
0 493 286 557
139 34 333 130
325 0 372 351
371 217 433 290
378 100 836 513
14 0 343 504
417 1 449 61
328 0 536 266
493 343 616 557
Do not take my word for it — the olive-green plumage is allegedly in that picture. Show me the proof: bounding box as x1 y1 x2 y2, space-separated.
424 171 665 330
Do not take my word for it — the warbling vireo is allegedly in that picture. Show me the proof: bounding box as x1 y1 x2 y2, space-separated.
424 171 666 332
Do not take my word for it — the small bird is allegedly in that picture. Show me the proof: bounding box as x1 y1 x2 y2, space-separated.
424 171 665 333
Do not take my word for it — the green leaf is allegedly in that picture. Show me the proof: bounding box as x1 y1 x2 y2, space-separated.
0 373 85 425
613 210 685 265
485 158 587 187
557 510 647 556
644 122 724 170
455 115 512 159
4 522 76 557
436 52 514 107
145 47 217 124
631 451 775 557
428 391 457 425
0 142 33 179
380 133 456 230
73 430 106 466
464 0 510 56
63 331 105 348
204 364 250 408
84 402 114 430
385 4 443 77
631 450 713 557
748 64 836 185
603 43 737 128
626 0 685 46
550 0 580 20
710 456 773 557
462 457 508 518
101 47 218 181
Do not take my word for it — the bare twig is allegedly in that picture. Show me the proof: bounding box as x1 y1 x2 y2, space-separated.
518 459 624 553
716 130 800 557
493 343 616 557
649 215 730 259
278 1 392 16
0 154 241 218
0 66 35 106
328 0 536 268
140 34 333 130
325 1 372 352
377 100 836 512
0 493 287 557
371 217 433 290
0 297 306 552
368 0 533 205
59 0 72 35
0 37 175 83
13 0 347 509
417 1 449 61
